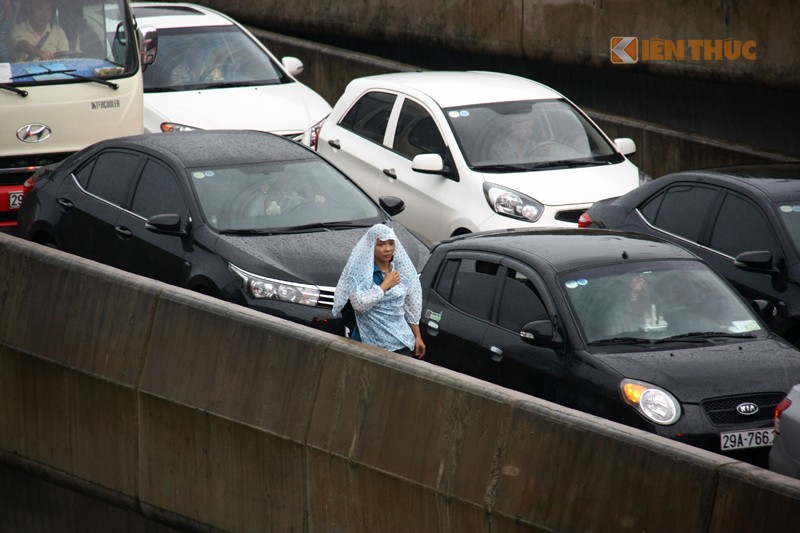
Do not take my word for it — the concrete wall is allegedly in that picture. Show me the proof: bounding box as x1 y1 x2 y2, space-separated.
207 0 799 91
4 233 800 531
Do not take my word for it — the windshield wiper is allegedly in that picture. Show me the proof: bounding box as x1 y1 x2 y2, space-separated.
220 221 371 236
655 331 758 343
472 163 532 172
474 159 610 172
218 228 273 235
273 221 372 233
12 67 118 89
587 336 655 346
0 84 28 97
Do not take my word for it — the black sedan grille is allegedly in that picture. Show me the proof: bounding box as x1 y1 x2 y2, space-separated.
555 209 586 224
701 393 784 426
317 286 336 308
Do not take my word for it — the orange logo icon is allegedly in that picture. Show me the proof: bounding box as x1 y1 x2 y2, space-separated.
611 37 638 64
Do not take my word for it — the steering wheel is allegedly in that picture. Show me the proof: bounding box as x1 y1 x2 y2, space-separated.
287 198 318 213
529 140 559 154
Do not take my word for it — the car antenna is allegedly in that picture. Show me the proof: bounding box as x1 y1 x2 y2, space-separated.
622 250 629 259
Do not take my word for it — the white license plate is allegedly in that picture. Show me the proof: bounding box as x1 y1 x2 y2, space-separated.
720 428 774 450
8 191 23 210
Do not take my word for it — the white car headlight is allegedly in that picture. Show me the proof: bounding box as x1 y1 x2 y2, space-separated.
483 182 544 222
229 264 320 306
161 122 200 133
620 379 681 425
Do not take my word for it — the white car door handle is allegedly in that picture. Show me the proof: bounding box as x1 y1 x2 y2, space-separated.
383 168 397 179
328 139 340 149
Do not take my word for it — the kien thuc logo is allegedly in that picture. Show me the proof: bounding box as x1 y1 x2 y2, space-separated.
611 36 756 64
611 36 638 64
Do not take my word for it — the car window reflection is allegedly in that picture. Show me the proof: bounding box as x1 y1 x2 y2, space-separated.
187 158 382 231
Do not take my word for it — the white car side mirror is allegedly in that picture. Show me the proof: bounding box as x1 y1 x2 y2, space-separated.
614 138 637 156
281 56 304 77
411 153 445 174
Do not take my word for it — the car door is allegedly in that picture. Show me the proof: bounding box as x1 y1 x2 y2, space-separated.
479 260 567 398
421 253 501 378
54 149 143 263
114 157 191 285
640 183 785 309
704 190 786 306
380 97 461 245
319 91 398 203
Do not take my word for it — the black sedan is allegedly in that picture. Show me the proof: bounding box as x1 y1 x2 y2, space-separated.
17 130 429 334
419 228 800 462
579 164 800 346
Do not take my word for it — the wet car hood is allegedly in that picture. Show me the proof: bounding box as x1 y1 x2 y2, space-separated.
213 224 429 287
597 338 800 403
144 83 331 134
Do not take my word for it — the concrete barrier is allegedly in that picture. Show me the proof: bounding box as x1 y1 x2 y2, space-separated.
3 231 800 531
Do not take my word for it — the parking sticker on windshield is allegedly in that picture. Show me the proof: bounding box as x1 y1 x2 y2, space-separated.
192 172 205 179
448 111 460 118
565 279 588 289
780 205 800 212
729 320 760 332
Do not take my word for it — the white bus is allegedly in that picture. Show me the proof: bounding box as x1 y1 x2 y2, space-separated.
0 0 154 233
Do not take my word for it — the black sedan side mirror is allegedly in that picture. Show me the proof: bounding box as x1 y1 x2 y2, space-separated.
379 196 405 216
751 299 777 320
734 250 781 274
145 213 186 235
519 320 563 348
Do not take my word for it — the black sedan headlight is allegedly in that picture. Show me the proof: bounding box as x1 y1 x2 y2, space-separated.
229 263 320 306
483 182 544 222
620 379 681 425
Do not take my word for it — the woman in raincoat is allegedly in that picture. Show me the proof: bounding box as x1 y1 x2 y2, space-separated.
333 223 426 358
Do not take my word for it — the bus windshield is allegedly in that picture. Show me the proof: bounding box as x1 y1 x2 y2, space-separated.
0 0 137 86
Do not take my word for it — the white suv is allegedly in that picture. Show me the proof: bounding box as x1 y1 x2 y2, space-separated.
317 71 644 246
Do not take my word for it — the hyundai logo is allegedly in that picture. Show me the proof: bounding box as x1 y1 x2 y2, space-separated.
736 402 759 416
16 124 51 143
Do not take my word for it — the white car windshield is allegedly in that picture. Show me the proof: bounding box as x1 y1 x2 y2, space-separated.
444 99 624 171
561 260 764 346
142 25 288 91
188 158 383 233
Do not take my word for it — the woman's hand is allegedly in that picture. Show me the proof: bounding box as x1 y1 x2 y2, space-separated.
410 324 426 359
380 270 401 292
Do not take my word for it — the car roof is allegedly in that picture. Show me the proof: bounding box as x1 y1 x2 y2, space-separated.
96 130 314 168
132 2 234 29
344 71 564 109
660 163 800 202
433 228 699 273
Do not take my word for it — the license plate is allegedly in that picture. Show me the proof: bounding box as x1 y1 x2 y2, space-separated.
720 428 774 450
8 191 23 210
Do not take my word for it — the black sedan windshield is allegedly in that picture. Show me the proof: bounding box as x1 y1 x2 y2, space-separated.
776 201 800 255
187 158 383 232
561 260 764 345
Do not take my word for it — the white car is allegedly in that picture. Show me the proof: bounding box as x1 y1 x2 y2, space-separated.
316 71 645 246
133 2 331 145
